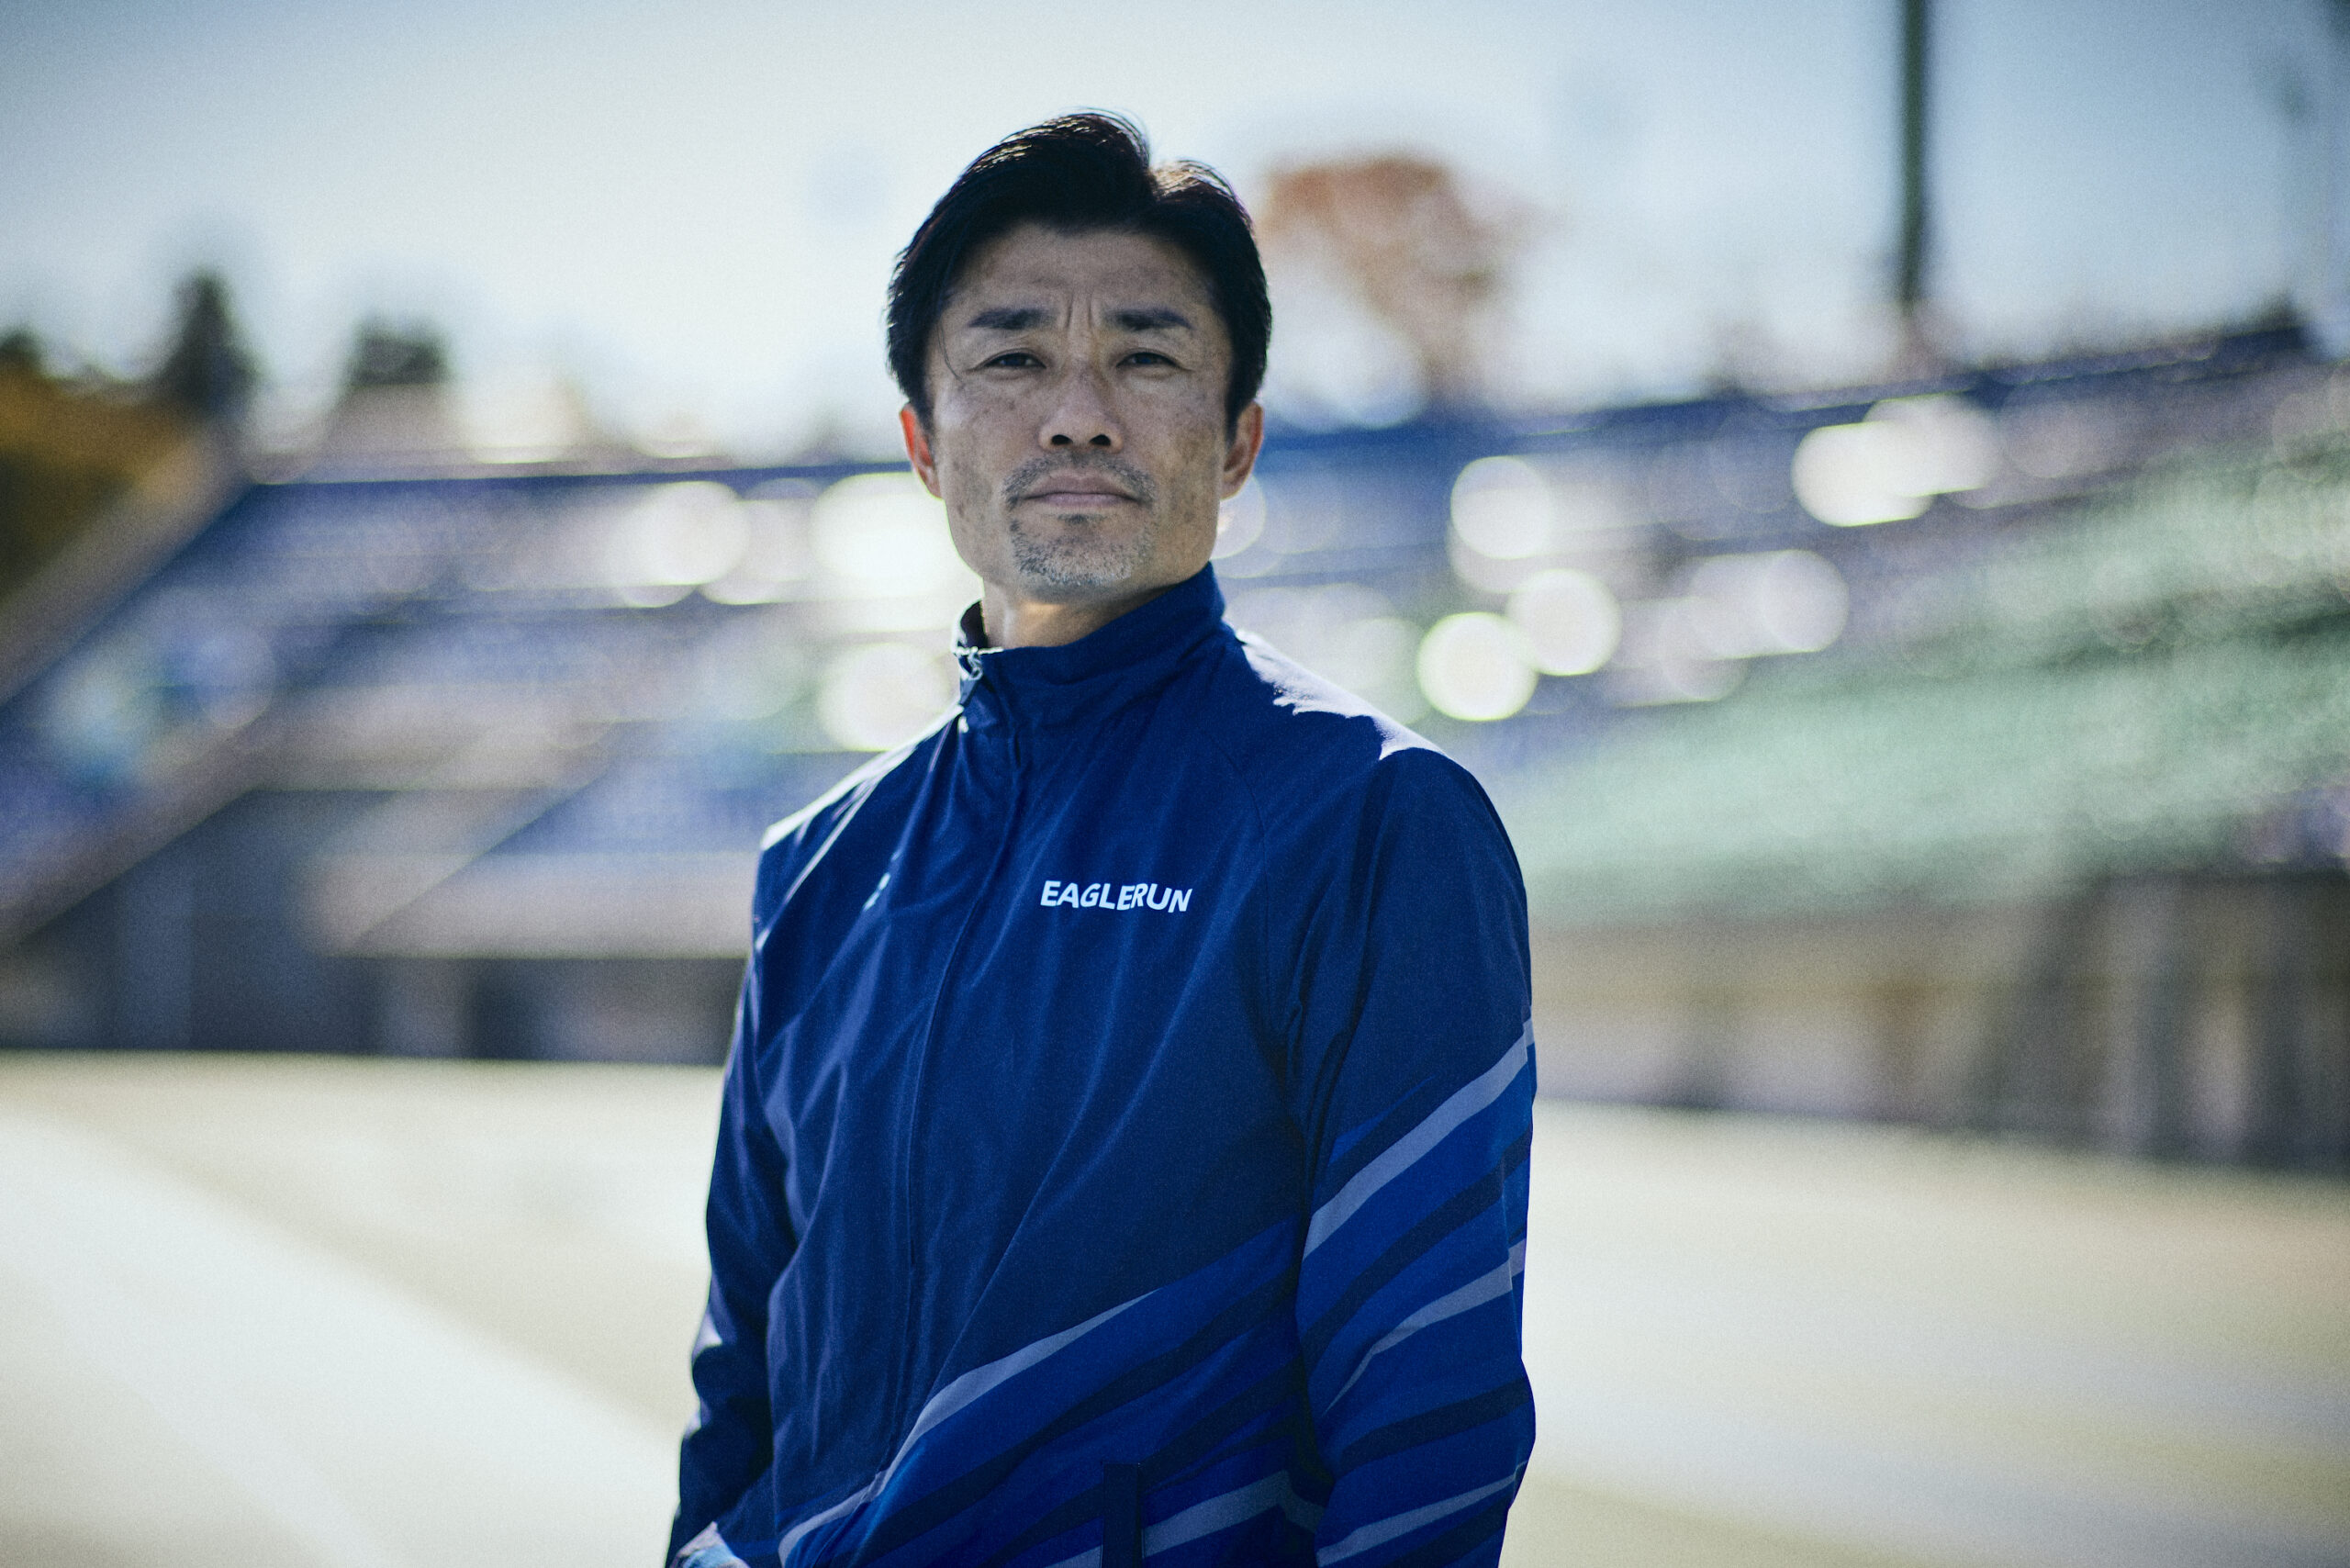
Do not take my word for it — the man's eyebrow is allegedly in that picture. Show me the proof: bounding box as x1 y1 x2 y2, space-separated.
958 305 1196 332
963 306 1050 330
1113 307 1194 332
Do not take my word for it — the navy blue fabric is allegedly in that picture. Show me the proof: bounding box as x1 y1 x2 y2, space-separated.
674 566 1535 1567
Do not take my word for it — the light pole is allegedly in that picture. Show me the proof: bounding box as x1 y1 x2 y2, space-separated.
1895 0 1939 371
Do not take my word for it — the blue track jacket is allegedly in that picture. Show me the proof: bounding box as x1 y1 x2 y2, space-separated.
674 566 1535 1567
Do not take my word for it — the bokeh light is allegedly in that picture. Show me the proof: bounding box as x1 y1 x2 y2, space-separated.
1213 477 1266 560
1682 550 1848 658
701 490 816 605
690 614 804 722
1791 394 1998 526
1607 598 1747 706
606 482 750 606
1450 456 1557 559
810 472 969 598
43 639 167 781
1506 568 1621 677
1417 611 1537 721
815 642 956 752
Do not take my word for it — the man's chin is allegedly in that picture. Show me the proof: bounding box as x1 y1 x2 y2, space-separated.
1005 543 1153 599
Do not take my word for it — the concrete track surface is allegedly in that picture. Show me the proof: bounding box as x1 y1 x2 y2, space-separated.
0 1056 2343 1568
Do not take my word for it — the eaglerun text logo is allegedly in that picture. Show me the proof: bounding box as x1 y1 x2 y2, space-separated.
1039 879 1192 913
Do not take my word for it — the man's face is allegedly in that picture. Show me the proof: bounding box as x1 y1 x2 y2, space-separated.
904 223 1261 635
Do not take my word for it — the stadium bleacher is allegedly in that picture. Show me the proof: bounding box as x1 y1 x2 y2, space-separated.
0 326 2338 1164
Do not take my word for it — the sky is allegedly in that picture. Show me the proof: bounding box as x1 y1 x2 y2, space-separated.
0 0 2324 456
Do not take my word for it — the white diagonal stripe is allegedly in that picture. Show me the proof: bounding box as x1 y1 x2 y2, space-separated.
1329 1240 1526 1406
1144 1473 1292 1553
899 1293 1145 1456
776 1291 1147 1562
1035 1472 1302 1568
1318 1473 1520 1562
1305 1024 1531 1257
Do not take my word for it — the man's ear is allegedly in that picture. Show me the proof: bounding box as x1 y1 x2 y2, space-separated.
1220 402 1266 499
901 406 943 498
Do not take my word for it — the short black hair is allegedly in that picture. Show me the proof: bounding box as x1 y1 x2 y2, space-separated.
888 113 1270 435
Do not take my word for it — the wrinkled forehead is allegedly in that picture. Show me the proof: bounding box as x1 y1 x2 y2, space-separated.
941 223 1223 336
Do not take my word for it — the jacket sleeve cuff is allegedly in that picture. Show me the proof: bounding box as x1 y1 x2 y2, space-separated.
672 1522 749 1568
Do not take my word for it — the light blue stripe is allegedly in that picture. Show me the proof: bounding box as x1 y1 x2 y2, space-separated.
1145 1473 1292 1553
1304 1024 1532 1258
1328 1240 1525 1406
1319 1473 1520 1562
777 1291 1147 1562
901 1293 1145 1454
1035 1472 1306 1568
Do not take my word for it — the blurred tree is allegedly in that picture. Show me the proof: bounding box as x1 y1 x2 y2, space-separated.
344 319 451 391
1261 156 1522 409
318 317 463 461
152 270 256 427
0 328 44 376
0 322 193 611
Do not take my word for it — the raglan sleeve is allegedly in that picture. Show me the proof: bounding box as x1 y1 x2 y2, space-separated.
669 886 799 1566
1285 748 1536 1567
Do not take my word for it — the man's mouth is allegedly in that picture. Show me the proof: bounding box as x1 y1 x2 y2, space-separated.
1019 477 1136 508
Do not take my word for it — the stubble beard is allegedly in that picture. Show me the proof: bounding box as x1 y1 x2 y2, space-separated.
999 454 1164 596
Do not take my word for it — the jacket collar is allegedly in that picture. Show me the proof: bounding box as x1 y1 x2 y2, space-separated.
955 565 1227 734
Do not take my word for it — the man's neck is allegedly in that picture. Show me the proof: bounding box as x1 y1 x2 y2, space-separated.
978 581 1176 649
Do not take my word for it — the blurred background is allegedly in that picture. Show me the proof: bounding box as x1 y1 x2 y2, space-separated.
3 0 2347 1564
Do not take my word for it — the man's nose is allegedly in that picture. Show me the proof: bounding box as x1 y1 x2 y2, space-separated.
1040 368 1121 452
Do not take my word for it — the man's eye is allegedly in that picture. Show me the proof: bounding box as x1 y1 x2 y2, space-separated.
984 352 1043 369
1124 352 1176 368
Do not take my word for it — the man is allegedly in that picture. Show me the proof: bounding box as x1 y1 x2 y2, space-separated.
673 114 1534 1568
